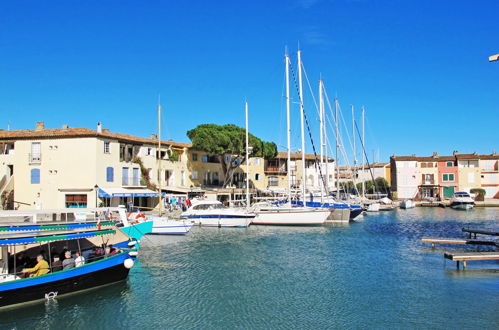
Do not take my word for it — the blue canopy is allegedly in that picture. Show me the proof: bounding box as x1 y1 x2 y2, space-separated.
98 188 165 198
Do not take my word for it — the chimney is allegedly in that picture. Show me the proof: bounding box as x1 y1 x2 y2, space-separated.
432 152 438 158
453 150 458 155
97 122 102 134
36 122 45 130
62 124 69 129
150 133 157 140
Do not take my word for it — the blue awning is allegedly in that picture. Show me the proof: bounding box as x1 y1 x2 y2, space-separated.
98 188 164 198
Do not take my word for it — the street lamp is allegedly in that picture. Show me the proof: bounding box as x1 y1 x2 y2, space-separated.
489 54 499 62
94 184 99 208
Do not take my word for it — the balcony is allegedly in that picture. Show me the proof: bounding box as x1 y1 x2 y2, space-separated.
122 176 146 187
29 153 42 165
264 166 287 175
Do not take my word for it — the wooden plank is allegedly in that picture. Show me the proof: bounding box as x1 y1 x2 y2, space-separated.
421 237 498 246
444 251 499 261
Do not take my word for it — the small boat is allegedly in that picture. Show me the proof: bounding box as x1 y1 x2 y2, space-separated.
290 200 351 223
180 200 254 228
400 199 416 209
365 203 380 212
450 192 475 210
0 222 137 308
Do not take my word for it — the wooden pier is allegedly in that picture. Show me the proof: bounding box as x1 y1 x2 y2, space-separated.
444 251 499 269
462 228 499 239
421 237 498 248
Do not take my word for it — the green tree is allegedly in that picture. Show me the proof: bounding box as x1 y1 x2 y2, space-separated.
187 124 278 187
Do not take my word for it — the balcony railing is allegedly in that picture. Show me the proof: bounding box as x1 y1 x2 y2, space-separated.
122 176 146 187
265 166 287 174
29 153 41 164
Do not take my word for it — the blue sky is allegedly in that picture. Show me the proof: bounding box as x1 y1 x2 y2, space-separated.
1 0 498 164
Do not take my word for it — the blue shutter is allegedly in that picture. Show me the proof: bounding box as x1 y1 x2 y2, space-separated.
106 167 114 182
31 169 40 184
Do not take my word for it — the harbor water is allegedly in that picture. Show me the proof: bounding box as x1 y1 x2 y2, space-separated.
2 207 498 329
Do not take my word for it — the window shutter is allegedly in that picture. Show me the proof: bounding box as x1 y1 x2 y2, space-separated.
31 169 40 184
106 167 114 182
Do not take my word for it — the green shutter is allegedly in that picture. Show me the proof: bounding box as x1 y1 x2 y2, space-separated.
449 174 454 181
443 174 448 181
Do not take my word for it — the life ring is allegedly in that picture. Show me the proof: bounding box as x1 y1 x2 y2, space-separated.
127 212 146 221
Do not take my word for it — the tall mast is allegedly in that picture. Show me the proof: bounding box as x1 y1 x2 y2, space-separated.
335 98 339 197
297 49 306 205
319 78 325 203
361 106 365 198
157 102 163 216
245 101 250 209
285 52 292 203
352 105 356 194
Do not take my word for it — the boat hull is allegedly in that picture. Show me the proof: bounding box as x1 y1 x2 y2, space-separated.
182 215 253 228
0 253 132 308
400 200 415 209
118 220 154 240
149 218 192 235
252 208 329 225
326 208 351 223
450 203 474 210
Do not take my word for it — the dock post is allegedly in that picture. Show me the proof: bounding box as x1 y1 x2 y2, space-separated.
456 261 460 269
463 261 467 269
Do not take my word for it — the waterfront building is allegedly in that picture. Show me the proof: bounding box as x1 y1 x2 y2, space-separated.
0 122 191 210
390 156 419 200
455 153 481 193
478 153 499 198
437 156 459 198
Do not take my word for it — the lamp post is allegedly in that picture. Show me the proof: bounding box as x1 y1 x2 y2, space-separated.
94 184 99 208
489 54 499 62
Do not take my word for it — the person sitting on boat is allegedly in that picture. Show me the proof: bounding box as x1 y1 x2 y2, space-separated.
52 256 63 272
62 251 75 270
75 251 85 267
21 254 49 277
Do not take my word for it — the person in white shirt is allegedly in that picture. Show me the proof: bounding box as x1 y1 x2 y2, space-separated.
75 251 85 267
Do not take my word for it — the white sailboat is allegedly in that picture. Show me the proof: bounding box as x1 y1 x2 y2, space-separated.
149 102 192 235
252 49 329 225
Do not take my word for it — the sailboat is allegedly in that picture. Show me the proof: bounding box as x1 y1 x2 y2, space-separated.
148 102 192 235
251 50 330 225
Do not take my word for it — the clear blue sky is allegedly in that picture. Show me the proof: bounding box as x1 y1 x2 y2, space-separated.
1 0 498 164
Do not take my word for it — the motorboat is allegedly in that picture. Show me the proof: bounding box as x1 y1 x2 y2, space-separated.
400 199 416 209
450 192 475 210
180 200 254 228
0 222 137 308
365 203 380 212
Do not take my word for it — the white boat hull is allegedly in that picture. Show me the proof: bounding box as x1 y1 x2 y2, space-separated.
148 217 193 235
186 216 253 228
400 200 415 209
450 203 474 210
252 208 330 225
366 203 380 212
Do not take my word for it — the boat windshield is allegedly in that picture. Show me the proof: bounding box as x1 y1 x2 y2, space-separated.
192 203 225 210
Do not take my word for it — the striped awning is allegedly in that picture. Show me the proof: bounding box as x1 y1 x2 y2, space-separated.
0 229 116 246
98 187 164 198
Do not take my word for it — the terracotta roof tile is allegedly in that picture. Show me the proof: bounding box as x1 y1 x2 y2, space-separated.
0 127 191 148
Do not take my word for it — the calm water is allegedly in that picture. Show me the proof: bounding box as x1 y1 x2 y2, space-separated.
2 208 498 329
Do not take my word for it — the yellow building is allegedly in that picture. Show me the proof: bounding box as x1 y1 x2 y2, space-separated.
456 153 481 193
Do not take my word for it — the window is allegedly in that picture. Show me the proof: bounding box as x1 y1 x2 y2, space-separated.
181 170 185 186
192 153 198 161
191 171 198 180
443 174 455 182
30 142 41 164
446 161 453 167
147 148 152 156
254 173 260 181
104 141 110 153
268 176 279 187
106 167 114 182
202 155 208 162
253 158 261 166
65 194 87 208
31 169 40 184
122 167 129 185
133 168 140 186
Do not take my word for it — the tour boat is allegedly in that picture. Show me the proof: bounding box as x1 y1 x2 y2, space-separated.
180 200 254 228
400 199 416 209
450 192 475 210
0 222 137 308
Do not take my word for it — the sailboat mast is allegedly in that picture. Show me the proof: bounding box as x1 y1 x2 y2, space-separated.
245 101 250 209
157 103 163 216
361 106 365 198
335 98 339 197
319 79 325 203
285 53 292 203
297 49 306 205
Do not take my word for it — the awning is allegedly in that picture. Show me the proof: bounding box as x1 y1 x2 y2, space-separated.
98 187 164 198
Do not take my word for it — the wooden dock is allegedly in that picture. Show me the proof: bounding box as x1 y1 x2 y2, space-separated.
421 237 498 248
444 251 499 269
462 228 499 238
